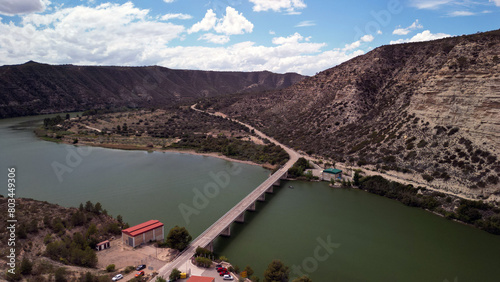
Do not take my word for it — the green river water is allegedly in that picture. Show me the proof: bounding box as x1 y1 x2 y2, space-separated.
1 115 499 281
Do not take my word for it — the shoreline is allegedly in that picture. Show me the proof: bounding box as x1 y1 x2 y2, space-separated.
63 140 277 170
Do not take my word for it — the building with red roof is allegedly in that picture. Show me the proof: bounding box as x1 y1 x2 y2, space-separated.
122 220 164 248
186 276 215 282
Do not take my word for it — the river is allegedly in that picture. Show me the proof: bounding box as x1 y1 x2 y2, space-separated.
1 114 500 281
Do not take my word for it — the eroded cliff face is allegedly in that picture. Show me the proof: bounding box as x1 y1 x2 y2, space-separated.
207 29 500 198
0 62 305 118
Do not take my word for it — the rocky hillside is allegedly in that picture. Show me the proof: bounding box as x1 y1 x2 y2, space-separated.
0 61 305 118
203 29 500 199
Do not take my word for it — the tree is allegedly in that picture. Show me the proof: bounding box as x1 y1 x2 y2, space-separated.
117 215 123 224
84 201 94 212
156 277 167 282
106 264 116 272
20 257 33 275
65 113 70 120
353 171 361 186
94 202 102 215
263 260 289 282
293 275 312 282
169 268 181 281
166 226 192 251
244 265 254 277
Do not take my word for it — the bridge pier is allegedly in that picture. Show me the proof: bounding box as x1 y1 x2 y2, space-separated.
258 193 266 201
235 212 245 223
205 241 214 252
273 179 281 186
266 186 274 193
247 201 256 211
220 226 231 237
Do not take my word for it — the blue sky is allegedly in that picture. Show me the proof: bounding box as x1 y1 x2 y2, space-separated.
0 0 498 75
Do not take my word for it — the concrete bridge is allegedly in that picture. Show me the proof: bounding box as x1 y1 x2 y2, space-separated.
156 106 301 279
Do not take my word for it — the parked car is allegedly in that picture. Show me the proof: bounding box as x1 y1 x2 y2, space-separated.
112 274 123 281
219 271 229 276
216 264 222 268
136 264 146 271
223 274 234 280
135 271 145 277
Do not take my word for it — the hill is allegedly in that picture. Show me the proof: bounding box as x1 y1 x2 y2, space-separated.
0 61 305 118
202 29 500 199
0 196 125 281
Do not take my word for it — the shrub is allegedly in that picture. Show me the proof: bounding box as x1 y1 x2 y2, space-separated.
195 257 212 268
422 174 434 182
106 264 115 272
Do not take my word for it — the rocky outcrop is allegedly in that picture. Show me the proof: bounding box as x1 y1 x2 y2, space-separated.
207 29 500 198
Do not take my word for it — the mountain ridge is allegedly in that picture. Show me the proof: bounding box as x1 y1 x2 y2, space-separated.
203 29 500 198
0 61 306 118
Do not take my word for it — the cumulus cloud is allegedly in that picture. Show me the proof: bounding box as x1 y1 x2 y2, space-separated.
188 9 217 33
161 13 192 21
390 30 451 44
491 0 500 6
360 34 374 42
0 3 365 75
0 0 49 16
393 19 423 35
1 2 184 65
198 33 230 44
249 0 306 14
188 7 253 36
342 34 374 51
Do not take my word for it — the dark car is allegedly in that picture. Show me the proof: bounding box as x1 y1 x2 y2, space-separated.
136 265 146 271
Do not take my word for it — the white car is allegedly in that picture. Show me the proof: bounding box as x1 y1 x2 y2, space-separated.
112 274 123 281
223 274 234 280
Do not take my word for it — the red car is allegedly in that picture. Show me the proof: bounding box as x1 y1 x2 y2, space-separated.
217 267 227 273
219 271 229 276
135 271 145 277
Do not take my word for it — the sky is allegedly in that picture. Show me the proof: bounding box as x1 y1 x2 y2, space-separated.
0 0 498 75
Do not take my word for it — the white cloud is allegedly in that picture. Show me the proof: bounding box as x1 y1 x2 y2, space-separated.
390 30 451 44
447 10 476 16
295 20 315 27
360 34 374 42
377 30 383 35
188 7 253 36
198 33 230 44
188 9 217 33
1 2 184 65
161 13 192 21
213 7 253 35
163 0 175 2
393 19 423 35
0 0 49 16
343 40 361 51
409 0 454 9
249 0 306 14
272 32 304 45
0 4 365 76
269 30 276 35
489 0 500 6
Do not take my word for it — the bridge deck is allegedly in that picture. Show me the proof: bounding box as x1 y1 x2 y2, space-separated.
156 106 300 279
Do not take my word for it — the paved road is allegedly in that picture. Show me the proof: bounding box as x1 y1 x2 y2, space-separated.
155 105 301 280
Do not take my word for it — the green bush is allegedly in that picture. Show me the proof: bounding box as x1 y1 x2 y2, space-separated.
106 264 115 272
195 257 212 268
